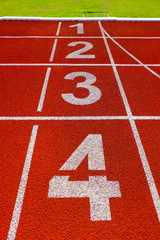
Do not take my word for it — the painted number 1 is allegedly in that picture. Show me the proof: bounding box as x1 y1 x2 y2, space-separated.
48 134 121 221
69 23 84 34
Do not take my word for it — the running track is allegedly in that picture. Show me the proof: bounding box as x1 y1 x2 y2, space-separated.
0 19 160 239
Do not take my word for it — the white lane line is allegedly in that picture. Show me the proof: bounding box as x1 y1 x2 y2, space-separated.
37 68 51 112
7 125 38 240
0 36 103 39
0 63 160 67
101 25 160 79
113 37 160 39
99 21 160 222
56 22 62 36
1 116 160 120
49 39 58 62
1 36 160 39
49 22 61 62
0 116 128 120
134 116 160 120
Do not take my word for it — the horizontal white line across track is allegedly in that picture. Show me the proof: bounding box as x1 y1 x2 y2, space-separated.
0 36 160 39
1 17 160 21
0 116 160 120
0 63 160 67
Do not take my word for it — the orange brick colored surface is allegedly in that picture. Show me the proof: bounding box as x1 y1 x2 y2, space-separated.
0 20 160 239
0 67 47 116
0 122 34 239
118 66 160 116
15 121 160 239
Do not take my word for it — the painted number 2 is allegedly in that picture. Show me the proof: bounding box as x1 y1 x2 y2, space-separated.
66 41 95 59
61 72 101 105
48 134 121 221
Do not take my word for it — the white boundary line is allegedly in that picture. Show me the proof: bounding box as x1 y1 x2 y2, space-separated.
134 116 160 120
37 68 51 112
0 116 128 120
99 21 160 222
1 116 160 120
101 25 160 79
0 36 103 39
1 17 160 21
7 125 38 240
1 36 160 39
0 63 160 67
113 37 160 39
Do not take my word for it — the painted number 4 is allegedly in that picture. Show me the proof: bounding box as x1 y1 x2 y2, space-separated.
48 134 121 221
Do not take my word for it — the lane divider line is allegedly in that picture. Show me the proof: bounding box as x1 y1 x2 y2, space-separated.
100 24 160 79
7 125 38 240
49 22 61 62
37 68 51 112
56 22 62 36
38 22 61 112
49 39 58 62
99 21 160 222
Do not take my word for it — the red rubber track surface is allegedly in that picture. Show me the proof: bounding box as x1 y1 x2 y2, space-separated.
0 20 160 240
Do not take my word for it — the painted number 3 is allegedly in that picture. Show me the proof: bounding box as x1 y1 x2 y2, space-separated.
61 72 102 105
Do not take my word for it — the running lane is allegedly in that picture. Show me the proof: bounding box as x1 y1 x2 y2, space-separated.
12 121 160 240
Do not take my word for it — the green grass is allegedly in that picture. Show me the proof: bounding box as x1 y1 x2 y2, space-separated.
0 0 160 18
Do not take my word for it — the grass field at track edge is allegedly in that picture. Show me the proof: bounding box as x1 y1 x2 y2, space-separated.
0 0 160 18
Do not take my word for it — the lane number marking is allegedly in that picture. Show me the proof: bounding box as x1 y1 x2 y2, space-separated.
66 41 95 59
61 71 102 105
69 23 84 34
48 134 121 221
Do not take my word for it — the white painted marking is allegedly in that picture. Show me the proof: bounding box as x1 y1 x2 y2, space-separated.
62 72 101 105
66 41 95 59
48 176 121 221
133 116 160 120
101 25 160 79
1 116 160 120
49 134 120 221
49 39 58 62
1 16 160 21
37 68 51 112
0 63 160 67
1 36 160 39
113 37 160 39
56 22 62 36
7 125 38 240
0 116 128 120
69 23 84 34
60 134 106 170
0 36 103 39
99 21 160 222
